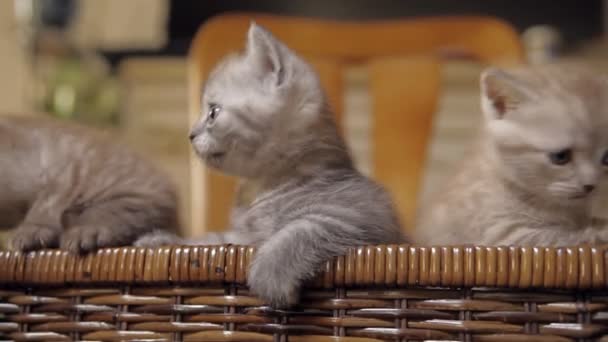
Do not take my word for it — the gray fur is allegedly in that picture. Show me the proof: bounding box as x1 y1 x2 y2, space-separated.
417 64 608 246
135 24 405 307
0 115 179 253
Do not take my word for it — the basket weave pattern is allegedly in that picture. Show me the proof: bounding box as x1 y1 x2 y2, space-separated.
0 245 606 341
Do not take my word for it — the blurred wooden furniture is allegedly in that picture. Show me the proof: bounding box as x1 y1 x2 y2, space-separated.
1 244 606 340
188 13 525 236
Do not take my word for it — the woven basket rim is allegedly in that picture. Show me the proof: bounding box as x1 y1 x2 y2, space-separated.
0 244 605 290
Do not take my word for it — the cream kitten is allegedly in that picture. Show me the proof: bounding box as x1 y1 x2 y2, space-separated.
136 24 405 307
0 115 179 252
417 64 608 246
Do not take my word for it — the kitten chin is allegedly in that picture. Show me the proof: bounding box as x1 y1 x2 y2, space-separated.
417 63 608 247
0 114 180 253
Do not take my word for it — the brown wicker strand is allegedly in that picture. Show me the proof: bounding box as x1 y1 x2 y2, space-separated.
0 245 606 341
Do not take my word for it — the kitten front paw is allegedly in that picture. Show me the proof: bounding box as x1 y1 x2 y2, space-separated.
10 224 60 251
60 225 128 253
247 258 300 308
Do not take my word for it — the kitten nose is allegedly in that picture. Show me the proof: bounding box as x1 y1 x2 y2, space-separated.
583 185 595 193
189 123 205 141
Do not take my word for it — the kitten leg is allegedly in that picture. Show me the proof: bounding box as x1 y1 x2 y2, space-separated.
247 218 359 308
10 223 61 251
10 183 77 251
60 195 177 253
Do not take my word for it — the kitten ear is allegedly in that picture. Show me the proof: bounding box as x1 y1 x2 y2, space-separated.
480 68 537 119
246 22 288 87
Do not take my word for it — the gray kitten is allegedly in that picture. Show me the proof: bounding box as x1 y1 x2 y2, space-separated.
1 115 179 253
136 24 405 307
417 64 608 246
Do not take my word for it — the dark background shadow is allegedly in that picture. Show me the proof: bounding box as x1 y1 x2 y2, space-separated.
102 0 603 66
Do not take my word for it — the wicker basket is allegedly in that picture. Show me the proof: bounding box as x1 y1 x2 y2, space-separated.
0 245 606 341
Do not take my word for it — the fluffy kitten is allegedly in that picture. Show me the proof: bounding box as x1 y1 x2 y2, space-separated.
417 64 608 246
1 115 179 252
136 24 405 307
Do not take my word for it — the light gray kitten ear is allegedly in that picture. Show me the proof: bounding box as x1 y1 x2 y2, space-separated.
246 23 287 87
480 67 537 119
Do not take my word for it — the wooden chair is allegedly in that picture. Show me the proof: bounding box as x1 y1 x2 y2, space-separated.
187 13 525 237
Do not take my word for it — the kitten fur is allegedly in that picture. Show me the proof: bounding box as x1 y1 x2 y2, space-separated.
0 115 179 253
136 23 405 307
416 64 608 246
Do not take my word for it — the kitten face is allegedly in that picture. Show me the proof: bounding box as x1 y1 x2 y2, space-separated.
481 65 608 204
189 23 323 178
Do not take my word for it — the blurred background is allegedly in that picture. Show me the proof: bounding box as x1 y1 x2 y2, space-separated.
1 0 607 237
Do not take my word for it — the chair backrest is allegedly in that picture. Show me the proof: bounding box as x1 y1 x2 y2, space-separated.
187 13 525 236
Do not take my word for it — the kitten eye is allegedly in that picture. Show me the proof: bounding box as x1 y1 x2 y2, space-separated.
208 103 221 121
601 150 608 166
548 149 572 165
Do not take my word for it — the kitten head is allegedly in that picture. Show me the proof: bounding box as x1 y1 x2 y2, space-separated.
189 23 327 178
480 64 608 205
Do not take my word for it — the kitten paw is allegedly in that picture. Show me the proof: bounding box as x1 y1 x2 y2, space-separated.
60 225 127 253
133 230 182 247
10 224 60 251
247 259 300 308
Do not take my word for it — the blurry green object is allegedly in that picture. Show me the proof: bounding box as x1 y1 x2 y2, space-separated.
45 54 121 126
14 0 121 126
